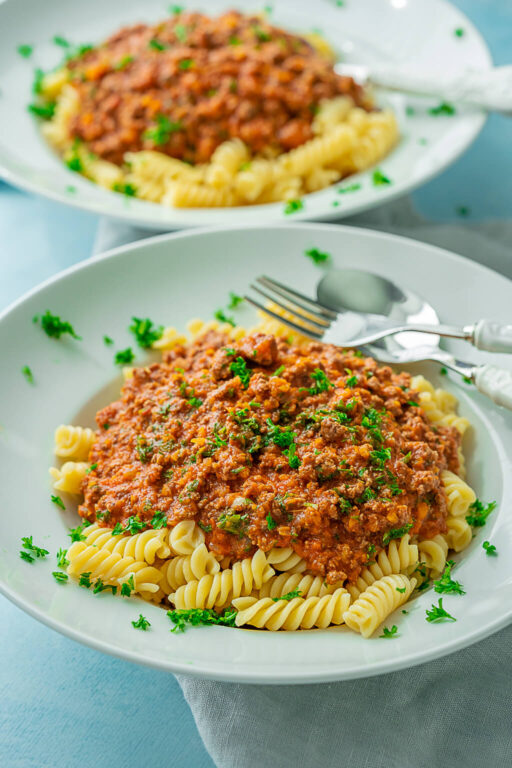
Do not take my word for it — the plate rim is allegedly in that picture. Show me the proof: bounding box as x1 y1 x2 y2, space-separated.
0 221 511 683
0 0 493 230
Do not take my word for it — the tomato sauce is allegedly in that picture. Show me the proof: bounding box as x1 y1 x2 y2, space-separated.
80 332 460 583
66 10 369 165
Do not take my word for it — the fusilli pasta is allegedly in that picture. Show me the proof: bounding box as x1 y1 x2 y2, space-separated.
343 574 416 638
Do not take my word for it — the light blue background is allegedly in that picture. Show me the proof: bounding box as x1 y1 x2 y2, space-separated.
0 2 510 766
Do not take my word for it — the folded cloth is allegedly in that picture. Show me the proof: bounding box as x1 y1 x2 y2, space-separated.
93 198 512 768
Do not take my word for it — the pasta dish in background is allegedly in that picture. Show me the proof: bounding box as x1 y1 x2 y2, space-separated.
31 10 399 208
49 317 479 637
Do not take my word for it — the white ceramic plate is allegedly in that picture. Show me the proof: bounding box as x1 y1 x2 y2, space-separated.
0 223 511 683
0 0 491 230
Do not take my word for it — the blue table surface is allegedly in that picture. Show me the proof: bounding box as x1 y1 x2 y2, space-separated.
0 2 510 766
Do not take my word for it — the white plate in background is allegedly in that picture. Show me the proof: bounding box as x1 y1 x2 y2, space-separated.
0 0 491 229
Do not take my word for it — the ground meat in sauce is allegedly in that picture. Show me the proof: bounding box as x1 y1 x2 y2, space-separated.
66 10 370 165
80 332 461 584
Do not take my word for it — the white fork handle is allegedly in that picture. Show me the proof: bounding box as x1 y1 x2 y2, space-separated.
472 320 512 353
368 65 512 114
473 365 512 410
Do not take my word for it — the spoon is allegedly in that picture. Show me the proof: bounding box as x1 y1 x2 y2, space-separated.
317 268 512 411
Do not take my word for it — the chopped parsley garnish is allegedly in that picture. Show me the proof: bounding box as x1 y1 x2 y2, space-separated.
92 578 116 594
284 199 304 215
456 205 470 218
266 514 277 531
124 515 145 535
198 522 213 533
136 436 154 463
266 419 295 449
111 523 124 536
308 368 333 395
17 44 33 58
345 375 357 388
79 572 92 588
53 35 70 47
21 365 34 384
218 512 248 537
148 510 166 529
382 523 413 547
51 494 65 510
273 365 285 377
175 24 188 42
407 400 419 407
129 316 163 348
305 247 330 265
19 536 49 559
214 309 236 327
425 598 456 623
285 443 301 470
454 27 465 37
20 551 35 563
440 367 448 375
466 498 496 527
178 58 194 70
338 183 361 194
370 447 392 468
229 36 241 45
170 5 184 14
396 586 407 594
149 39 167 51
121 574 135 597
483 540 497 556
379 624 398 638
230 357 252 388
114 347 135 366
85 463 97 474
132 614 151 630
188 396 202 409
56 548 69 568
114 55 134 70
167 607 237 632
103 335 114 346
433 560 465 595
28 102 56 120
113 182 137 196
372 169 391 186
227 292 244 309
429 102 456 116
32 68 45 94
271 588 302 602
68 524 87 542
34 310 81 340
52 571 68 584
144 114 183 145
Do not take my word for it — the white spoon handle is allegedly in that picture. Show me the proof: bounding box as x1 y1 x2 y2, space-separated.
472 320 512 353
368 65 512 114
473 365 512 410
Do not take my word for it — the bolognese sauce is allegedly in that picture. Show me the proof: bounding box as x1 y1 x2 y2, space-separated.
80 332 460 584
66 10 369 165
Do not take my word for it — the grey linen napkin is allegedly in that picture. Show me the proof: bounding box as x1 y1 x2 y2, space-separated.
93 198 512 768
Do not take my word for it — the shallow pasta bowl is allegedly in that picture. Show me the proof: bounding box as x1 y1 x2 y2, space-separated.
0 0 491 230
0 223 511 683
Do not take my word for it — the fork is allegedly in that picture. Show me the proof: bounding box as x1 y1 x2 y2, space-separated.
245 276 512 411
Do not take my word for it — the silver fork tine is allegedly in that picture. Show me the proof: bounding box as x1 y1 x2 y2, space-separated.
249 284 330 330
258 275 337 320
244 296 323 340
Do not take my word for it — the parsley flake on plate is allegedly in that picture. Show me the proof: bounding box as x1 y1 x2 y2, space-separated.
52 571 69 584
51 494 65 510
53 35 70 47
429 102 456 116
56 548 69 568
466 498 496 527
21 365 34 384
132 614 151 630
129 316 163 348
433 560 465 595
34 310 81 340
379 624 398 638
79 572 92 588
114 347 135 366
20 536 49 559
28 102 56 120
167 607 237 632
227 292 244 310
214 309 236 327
17 44 33 58
372 169 391 186
305 247 330 265
425 598 456 623
483 540 497 556
68 524 87 542
284 199 304 215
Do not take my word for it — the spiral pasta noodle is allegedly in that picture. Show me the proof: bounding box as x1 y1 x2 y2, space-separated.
343 575 416 638
54 425 95 461
266 547 307 573
233 588 350 631
442 470 477 517
163 544 220 590
49 461 89 494
169 549 274 609
67 541 162 594
445 517 473 552
258 572 337 600
418 535 449 575
169 520 205 555
82 523 170 565
346 535 418 601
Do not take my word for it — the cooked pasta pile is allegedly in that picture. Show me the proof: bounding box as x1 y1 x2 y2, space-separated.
31 10 399 207
49 318 477 637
